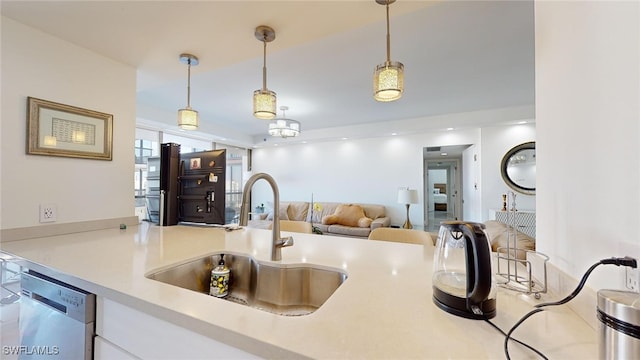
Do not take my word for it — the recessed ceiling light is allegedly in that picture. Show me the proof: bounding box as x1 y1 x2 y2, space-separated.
518 121 527 124
446 127 454 131
341 137 348 140
391 132 398 136
441 152 448 156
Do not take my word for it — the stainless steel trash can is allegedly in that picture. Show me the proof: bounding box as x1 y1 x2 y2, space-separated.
597 289 640 359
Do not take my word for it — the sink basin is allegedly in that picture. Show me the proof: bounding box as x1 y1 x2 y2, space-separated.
146 253 347 316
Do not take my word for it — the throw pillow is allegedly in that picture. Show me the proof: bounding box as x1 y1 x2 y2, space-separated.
322 204 372 228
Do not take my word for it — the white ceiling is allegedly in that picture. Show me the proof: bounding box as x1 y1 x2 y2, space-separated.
1 0 535 147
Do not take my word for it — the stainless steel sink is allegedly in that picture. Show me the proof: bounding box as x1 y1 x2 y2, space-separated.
146 253 347 316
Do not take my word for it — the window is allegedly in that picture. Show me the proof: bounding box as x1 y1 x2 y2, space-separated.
134 127 249 224
162 133 211 153
222 145 246 223
134 139 159 198
134 129 160 219
134 139 156 165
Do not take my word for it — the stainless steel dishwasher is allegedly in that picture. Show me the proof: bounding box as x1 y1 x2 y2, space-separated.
19 270 96 359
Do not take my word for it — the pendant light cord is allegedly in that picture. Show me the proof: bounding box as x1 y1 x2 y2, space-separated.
385 0 391 64
186 58 192 108
262 37 268 90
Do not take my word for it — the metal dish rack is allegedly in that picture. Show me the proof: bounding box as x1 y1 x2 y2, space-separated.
494 192 548 299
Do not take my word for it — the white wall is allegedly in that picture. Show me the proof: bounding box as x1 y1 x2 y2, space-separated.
462 144 481 222
0 17 136 229
251 128 483 227
251 121 536 227
480 123 536 220
535 1 640 290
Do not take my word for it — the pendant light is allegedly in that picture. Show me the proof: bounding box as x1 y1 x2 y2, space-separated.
253 26 277 119
373 0 404 102
177 53 199 130
268 106 301 138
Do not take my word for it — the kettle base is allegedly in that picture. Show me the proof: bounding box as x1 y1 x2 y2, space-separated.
433 287 496 320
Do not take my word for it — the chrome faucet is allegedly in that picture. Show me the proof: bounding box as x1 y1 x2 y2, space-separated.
239 173 293 261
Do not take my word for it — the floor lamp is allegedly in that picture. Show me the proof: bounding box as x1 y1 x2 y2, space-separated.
398 188 419 229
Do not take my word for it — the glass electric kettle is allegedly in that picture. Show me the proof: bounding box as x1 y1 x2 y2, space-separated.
432 221 496 320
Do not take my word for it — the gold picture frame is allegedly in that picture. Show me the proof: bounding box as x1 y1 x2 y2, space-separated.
27 97 113 160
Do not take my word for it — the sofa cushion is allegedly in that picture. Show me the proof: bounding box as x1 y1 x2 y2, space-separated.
313 223 330 234
266 204 289 221
287 202 309 222
309 202 341 224
327 224 372 237
371 217 391 229
322 204 371 228
483 220 535 260
360 204 386 220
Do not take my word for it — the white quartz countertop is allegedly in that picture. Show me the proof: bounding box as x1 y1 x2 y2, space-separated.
1 222 597 359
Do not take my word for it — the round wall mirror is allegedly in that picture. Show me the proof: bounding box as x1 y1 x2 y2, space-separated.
500 141 535 195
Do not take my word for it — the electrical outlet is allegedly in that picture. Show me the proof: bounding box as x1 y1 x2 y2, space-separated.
39 203 57 223
626 263 639 292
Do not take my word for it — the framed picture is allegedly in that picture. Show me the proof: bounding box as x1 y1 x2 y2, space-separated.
27 97 113 160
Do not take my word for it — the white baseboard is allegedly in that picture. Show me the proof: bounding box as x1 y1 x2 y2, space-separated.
0 216 141 243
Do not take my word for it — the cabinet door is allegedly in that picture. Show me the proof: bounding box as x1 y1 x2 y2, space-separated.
514 212 536 238
492 211 536 238
95 336 139 360
96 297 260 359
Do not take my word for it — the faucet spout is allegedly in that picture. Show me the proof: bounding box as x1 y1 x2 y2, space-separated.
239 173 294 261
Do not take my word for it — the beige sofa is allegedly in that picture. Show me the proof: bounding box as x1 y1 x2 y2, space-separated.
248 201 390 238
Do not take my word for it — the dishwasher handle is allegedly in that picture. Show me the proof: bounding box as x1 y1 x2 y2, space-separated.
21 271 96 323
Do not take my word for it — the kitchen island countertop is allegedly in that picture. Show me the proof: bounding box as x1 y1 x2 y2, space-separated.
1 222 597 359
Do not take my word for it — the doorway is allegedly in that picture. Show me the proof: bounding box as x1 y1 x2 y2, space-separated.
423 145 471 232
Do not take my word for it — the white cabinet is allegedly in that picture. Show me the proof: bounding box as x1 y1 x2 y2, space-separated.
95 336 139 360
95 297 260 360
489 210 536 238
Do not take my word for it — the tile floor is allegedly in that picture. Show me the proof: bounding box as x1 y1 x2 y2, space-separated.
425 210 454 233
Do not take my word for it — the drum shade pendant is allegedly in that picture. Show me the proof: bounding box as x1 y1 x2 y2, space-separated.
177 53 199 130
253 26 277 119
373 0 404 102
269 106 301 138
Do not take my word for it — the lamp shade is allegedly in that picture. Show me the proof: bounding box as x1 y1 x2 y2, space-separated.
178 107 199 130
398 189 419 204
253 89 277 119
268 106 300 138
269 118 300 138
374 61 404 102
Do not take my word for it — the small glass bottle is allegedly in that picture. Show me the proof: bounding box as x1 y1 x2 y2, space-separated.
210 254 230 297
